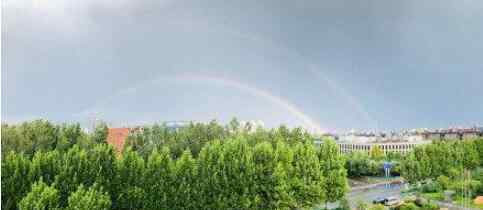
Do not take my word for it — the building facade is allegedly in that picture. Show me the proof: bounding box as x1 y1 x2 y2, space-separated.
338 142 430 154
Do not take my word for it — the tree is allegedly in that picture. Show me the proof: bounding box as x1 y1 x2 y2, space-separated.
66 184 111 210
290 143 325 208
88 144 116 195
400 152 422 183
113 148 145 210
18 181 60 210
29 150 61 185
172 150 198 210
2 152 32 210
1 124 23 154
92 122 109 144
346 151 371 177
369 145 384 160
251 142 279 210
56 123 82 150
54 145 94 206
319 139 349 208
144 147 174 210
228 117 240 134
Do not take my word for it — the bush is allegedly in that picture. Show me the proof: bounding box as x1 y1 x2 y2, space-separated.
400 203 419 210
18 181 60 210
421 181 441 193
66 184 111 210
421 201 438 210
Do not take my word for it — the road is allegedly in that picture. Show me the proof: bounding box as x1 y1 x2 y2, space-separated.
348 183 402 208
346 183 479 210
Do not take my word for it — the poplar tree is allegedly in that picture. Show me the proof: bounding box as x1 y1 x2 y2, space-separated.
88 144 116 196
2 152 32 210
66 184 111 210
173 150 198 210
18 181 60 210
144 147 174 210
29 150 61 185
92 122 109 144
319 139 348 208
113 148 145 210
54 145 95 206
290 143 324 208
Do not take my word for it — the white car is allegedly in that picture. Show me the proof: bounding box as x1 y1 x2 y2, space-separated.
384 196 401 206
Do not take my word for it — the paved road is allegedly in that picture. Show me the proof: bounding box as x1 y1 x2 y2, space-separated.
317 183 403 209
348 183 402 208
347 183 479 210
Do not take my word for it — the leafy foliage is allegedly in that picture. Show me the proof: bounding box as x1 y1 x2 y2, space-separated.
18 181 60 210
2 119 348 210
66 184 111 210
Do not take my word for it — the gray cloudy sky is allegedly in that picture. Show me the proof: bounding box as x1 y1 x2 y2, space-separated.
2 0 483 132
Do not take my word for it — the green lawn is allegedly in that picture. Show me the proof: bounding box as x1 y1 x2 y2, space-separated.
421 192 444 201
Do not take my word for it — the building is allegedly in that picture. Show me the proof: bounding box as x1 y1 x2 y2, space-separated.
338 142 429 154
335 126 482 154
107 128 130 153
421 127 483 141
336 131 431 154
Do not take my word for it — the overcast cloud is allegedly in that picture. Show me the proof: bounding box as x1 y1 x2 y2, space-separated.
2 0 483 132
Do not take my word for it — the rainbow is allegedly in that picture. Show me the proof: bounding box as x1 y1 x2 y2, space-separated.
75 73 326 133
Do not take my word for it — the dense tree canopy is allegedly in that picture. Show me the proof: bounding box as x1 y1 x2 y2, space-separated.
1 119 348 210
400 140 481 183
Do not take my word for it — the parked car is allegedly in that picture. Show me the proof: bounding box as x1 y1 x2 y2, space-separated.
373 197 386 204
385 196 401 206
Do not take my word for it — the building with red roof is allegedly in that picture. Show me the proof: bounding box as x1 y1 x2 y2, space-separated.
107 128 130 153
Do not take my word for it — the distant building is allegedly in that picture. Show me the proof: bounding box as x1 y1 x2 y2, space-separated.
107 128 130 153
421 127 483 141
334 126 482 154
338 142 430 154
335 130 430 154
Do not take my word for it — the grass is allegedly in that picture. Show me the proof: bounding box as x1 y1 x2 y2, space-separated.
421 192 444 201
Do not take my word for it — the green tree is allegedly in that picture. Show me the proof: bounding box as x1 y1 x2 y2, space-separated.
92 122 109 144
113 148 145 210
29 150 61 185
18 181 60 210
319 139 348 208
290 143 325 209
56 123 82 150
369 145 384 160
66 184 111 210
88 144 117 195
54 145 94 206
144 147 174 210
172 150 198 210
251 142 279 210
2 152 32 210
400 152 422 183
346 151 371 177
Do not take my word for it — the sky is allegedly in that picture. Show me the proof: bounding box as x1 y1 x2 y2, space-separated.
2 0 483 133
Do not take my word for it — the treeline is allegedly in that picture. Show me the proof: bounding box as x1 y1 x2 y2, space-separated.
345 146 403 177
1 119 348 210
399 140 483 202
124 119 314 158
400 140 483 183
1 120 108 156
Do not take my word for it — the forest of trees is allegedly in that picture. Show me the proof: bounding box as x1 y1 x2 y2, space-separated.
1 119 348 210
400 140 482 183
